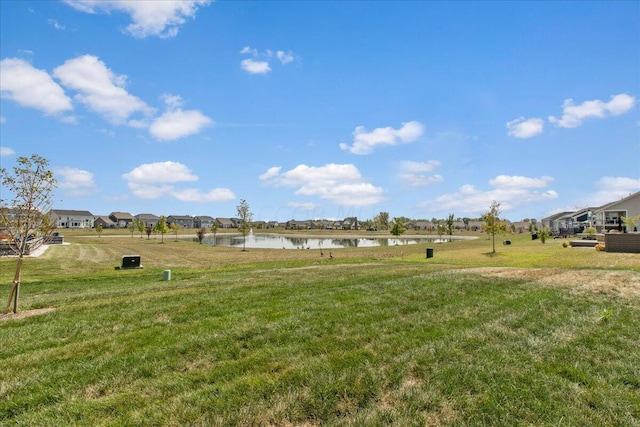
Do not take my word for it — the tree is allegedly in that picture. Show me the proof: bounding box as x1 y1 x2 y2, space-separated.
196 227 206 244
154 216 169 243
483 200 503 254
446 213 455 241
137 220 146 238
236 199 253 251
210 221 218 244
170 222 181 241
539 227 550 244
437 221 446 241
1 155 57 314
96 223 103 237
622 215 640 232
129 218 139 238
390 217 406 237
374 212 390 230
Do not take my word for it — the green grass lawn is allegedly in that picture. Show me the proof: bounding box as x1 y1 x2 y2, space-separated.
1 232 639 425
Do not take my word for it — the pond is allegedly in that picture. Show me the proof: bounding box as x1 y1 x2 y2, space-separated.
199 233 474 250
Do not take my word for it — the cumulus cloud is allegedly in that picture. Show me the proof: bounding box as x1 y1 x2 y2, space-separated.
122 161 198 184
240 46 297 74
53 55 154 124
122 161 234 202
420 174 558 215
340 121 424 155
0 147 15 156
260 163 385 206
63 0 212 38
586 176 640 206
0 58 73 116
55 167 97 197
549 93 636 128
149 95 213 140
399 160 443 186
506 117 544 138
240 59 271 75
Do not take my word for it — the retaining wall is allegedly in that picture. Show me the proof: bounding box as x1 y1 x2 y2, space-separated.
605 233 640 253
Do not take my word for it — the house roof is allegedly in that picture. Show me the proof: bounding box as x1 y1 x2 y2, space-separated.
135 213 159 220
168 215 193 221
594 190 640 212
195 215 215 220
216 218 234 225
109 211 133 220
50 209 94 217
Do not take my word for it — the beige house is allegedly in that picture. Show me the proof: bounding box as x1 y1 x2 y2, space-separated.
593 190 640 233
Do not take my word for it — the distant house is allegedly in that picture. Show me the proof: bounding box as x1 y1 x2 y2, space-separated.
216 218 234 228
49 209 94 229
109 212 134 228
267 221 281 229
167 215 195 229
94 216 116 229
287 220 311 230
412 221 433 231
135 213 160 229
342 217 359 230
194 216 216 229
252 220 267 229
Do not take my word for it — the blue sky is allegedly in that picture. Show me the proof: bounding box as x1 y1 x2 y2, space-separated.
1 1 639 222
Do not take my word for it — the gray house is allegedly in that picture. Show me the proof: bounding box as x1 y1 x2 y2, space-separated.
167 215 195 228
194 216 216 229
135 213 160 229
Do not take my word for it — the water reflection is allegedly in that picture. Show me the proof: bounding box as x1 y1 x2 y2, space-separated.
200 234 462 249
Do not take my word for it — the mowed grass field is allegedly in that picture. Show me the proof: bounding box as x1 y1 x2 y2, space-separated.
1 231 639 426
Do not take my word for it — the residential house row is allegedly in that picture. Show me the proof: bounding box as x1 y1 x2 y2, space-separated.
541 190 640 235
47 210 365 231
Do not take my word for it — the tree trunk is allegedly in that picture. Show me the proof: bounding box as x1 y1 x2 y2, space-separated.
4 256 23 314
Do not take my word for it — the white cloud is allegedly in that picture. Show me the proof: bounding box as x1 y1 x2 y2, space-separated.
122 161 234 202
122 161 198 184
53 55 153 124
549 93 636 128
149 109 213 141
63 0 212 39
259 166 282 181
399 160 443 186
48 19 65 30
260 163 385 206
276 50 294 64
0 116 5 123
54 167 97 197
0 147 15 156
420 175 558 215
0 58 73 116
240 46 297 74
339 121 424 155
506 117 544 138
587 176 640 206
241 59 271 74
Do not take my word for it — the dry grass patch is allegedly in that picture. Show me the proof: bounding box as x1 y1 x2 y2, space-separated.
457 267 640 297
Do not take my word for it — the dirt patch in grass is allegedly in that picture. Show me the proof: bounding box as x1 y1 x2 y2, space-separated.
457 267 640 298
0 307 55 321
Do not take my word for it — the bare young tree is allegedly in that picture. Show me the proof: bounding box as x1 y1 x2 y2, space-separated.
236 199 253 251
1 155 57 314
483 200 503 254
